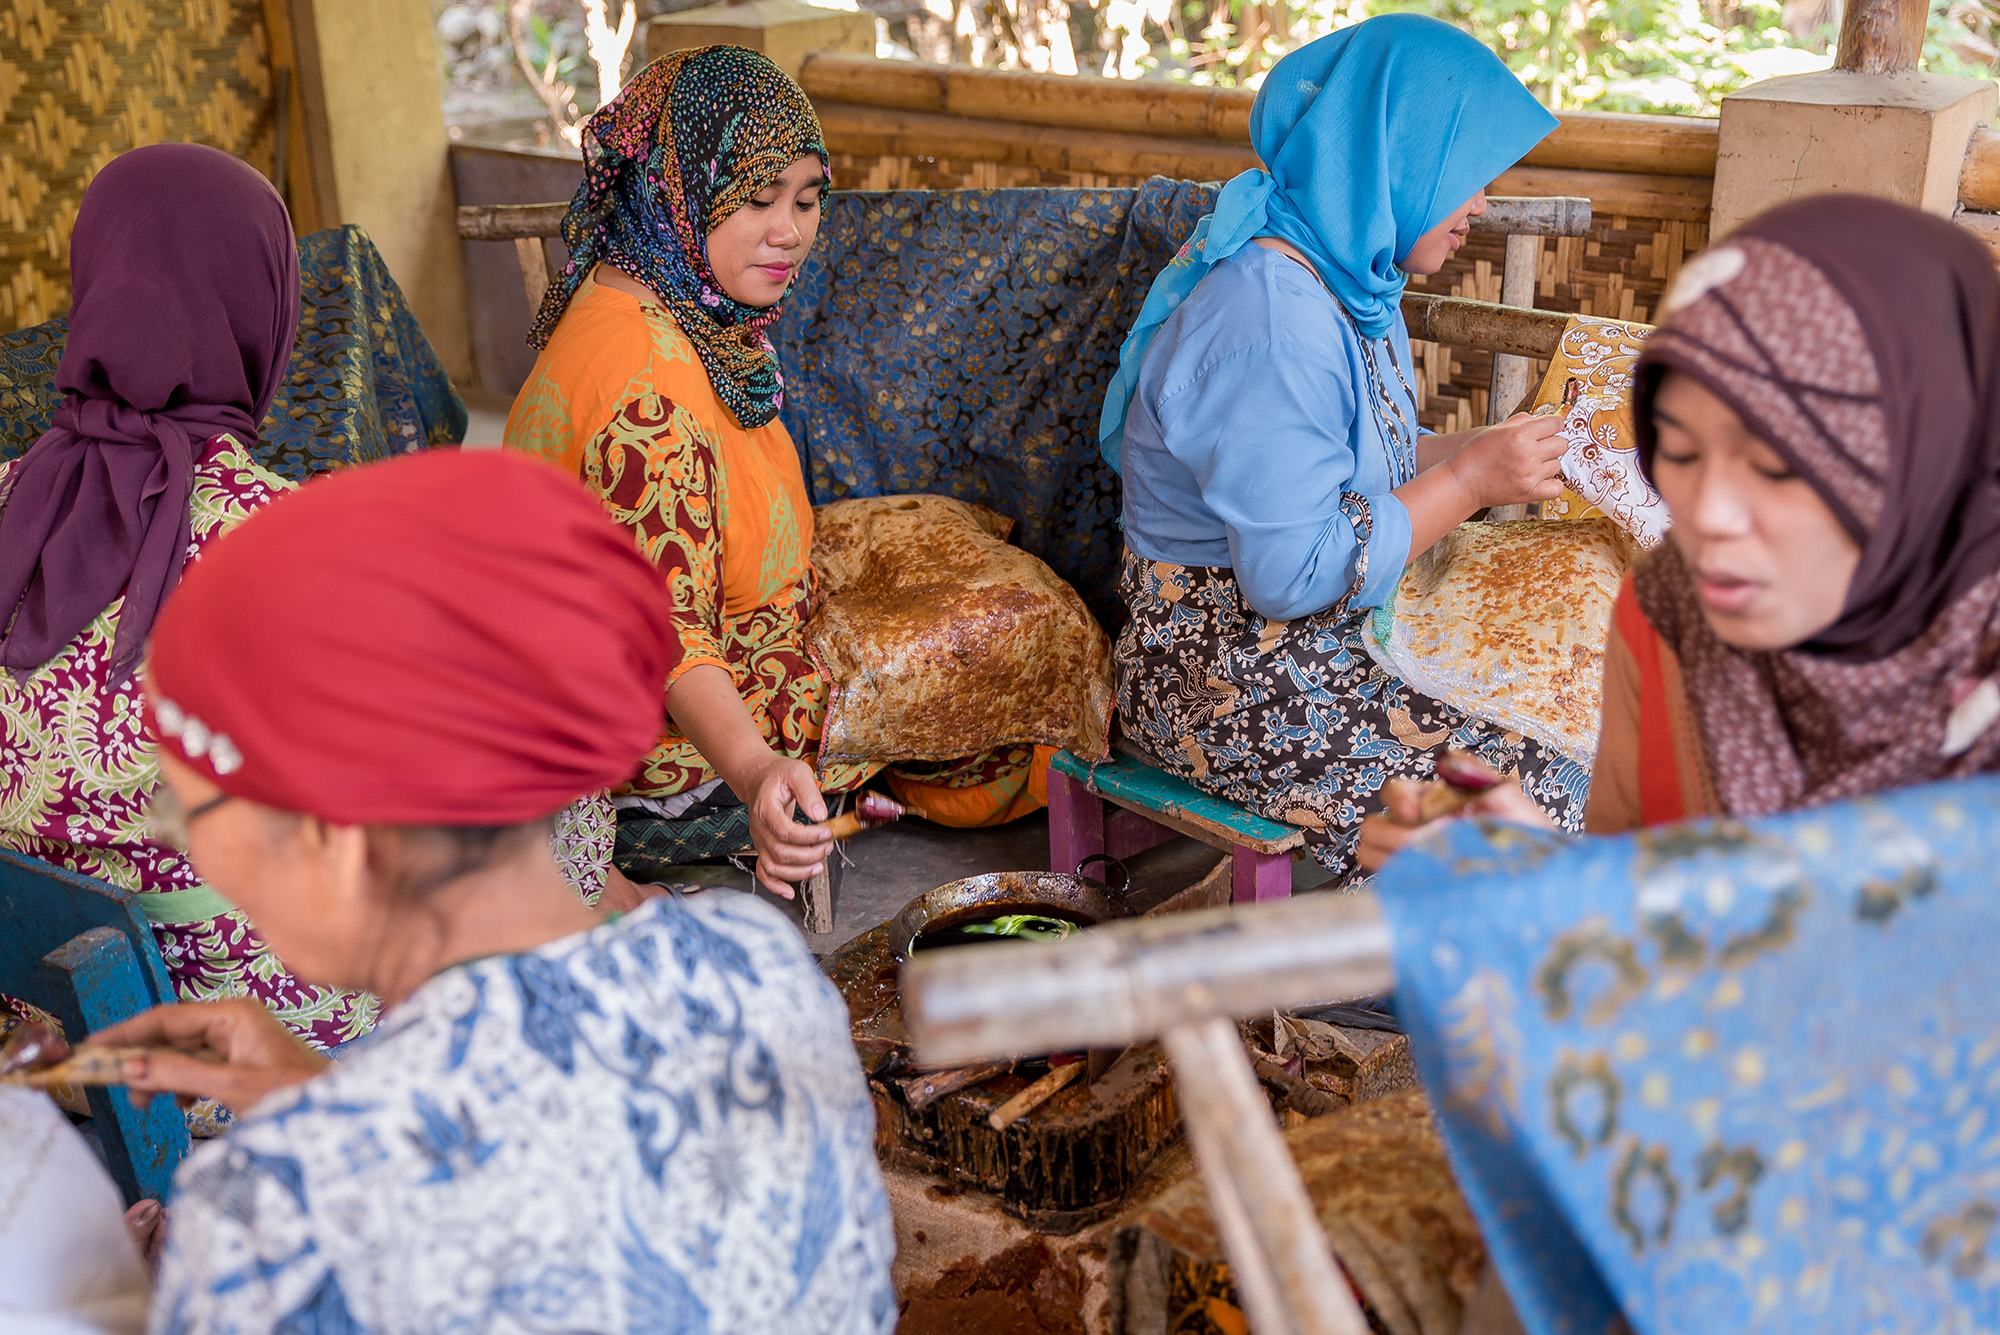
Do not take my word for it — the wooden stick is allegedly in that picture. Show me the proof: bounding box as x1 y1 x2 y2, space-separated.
1 1045 150 1089
455 202 568 240
815 101 1260 183
1470 197 1592 238
1163 1017 1370 1335
1487 232 1543 430
1400 293 1567 360
987 1059 1085 1129
898 1060 1011 1111
903 889 1393 1068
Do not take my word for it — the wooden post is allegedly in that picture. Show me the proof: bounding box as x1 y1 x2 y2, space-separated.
1161 1015 1372 1335
1048 767 1108 878
1835 0 1927 75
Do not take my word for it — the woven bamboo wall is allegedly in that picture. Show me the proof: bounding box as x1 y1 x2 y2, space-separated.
828 151 1710 433
1 0 277 330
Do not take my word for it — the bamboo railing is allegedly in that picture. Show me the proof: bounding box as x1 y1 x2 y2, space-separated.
800 52 1718 219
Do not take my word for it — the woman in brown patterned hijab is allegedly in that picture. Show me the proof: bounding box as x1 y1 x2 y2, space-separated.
1624 192 2000 819
1357 193 2000 865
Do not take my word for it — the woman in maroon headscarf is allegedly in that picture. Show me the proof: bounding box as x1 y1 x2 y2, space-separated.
1359 193 2000 862
0 145 623 1076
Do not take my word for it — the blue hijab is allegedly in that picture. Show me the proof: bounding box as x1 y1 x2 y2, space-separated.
1098 16 1558 471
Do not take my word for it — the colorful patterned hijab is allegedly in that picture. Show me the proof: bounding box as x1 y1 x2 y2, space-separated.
529 45 828 430
0 143 297 680
1097 15 1557 470
1633 195 2000 816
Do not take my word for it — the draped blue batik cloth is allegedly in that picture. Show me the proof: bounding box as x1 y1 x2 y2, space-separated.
1373 778 2000 1335
775 181 1216 628
0 224 465 477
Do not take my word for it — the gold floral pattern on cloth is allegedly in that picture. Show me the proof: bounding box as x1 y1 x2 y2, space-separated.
1114 550 1588 879
805 494 1113 764
1531 316 1670 547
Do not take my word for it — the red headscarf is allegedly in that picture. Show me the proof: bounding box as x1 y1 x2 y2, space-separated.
146 451 680 825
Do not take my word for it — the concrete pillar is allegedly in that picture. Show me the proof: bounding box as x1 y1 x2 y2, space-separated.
1709 0 1995 239
282 0 475 386
644 0 874 81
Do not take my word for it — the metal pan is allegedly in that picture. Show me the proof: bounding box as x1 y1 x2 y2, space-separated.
891 854 1131 961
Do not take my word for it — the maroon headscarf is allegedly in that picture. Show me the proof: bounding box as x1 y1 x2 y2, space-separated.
0 143 299 680
1632 195 2000 815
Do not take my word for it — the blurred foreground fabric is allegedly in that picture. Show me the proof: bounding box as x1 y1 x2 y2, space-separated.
1375 779 2000 1334
0 224 465 474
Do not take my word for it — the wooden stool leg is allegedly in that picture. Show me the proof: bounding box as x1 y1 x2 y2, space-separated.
1161 1015 1369 1335
1233 846 1293 904
1048 767 1106 875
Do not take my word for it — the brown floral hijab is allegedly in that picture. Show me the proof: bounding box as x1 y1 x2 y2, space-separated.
1631 194 2000 816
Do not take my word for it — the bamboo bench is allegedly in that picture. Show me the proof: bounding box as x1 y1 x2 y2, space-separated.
1049 747 1307 903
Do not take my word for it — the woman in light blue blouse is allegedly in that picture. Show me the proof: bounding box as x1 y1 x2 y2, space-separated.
1102 15 1587 879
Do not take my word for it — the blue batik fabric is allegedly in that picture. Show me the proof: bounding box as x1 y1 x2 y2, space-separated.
1374 777 2000 1335
0 225 465 478
149 893 896 1335
774 181 1218 629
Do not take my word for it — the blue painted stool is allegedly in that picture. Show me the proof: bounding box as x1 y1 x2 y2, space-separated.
1048 748 1305 903
0 849 188 1205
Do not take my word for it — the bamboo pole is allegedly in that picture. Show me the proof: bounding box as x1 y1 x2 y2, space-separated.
815 101 1260 182
1489 165 1712 223
901 888 1392 1067
457 202 568 240
1835 0 1926 74
799 53 1720 178
1471 196 1591 238
1960 127 2000 213
1401 293 1567 361
1487 233 1542 427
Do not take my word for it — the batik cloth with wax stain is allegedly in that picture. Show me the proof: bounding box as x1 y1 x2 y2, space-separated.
1115 551 1588 880
154 892 896 1335
0 436 615 1055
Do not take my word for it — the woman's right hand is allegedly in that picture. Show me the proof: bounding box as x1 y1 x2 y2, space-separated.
1355 775 1556 872
1444 411 1566 510
741 752 833 899
93 1000 329 1114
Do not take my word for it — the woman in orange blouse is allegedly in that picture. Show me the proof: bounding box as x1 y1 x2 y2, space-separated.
508 47 1042 895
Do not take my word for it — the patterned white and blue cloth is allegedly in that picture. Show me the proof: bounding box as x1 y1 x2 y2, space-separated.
149 892 896 1334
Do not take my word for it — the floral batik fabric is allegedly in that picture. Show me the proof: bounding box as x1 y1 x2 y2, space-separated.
1115 550 1588 880
0 436 614 1055
154 892 897 1334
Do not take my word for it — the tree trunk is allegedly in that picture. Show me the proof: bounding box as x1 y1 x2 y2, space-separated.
1835 0 1925 73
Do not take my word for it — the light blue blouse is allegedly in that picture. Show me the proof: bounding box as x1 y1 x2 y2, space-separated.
1118 244 1422 621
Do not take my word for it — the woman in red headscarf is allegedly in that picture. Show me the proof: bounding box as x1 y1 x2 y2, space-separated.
1358 193 2000 864
0 145 628 1081
95 449 894 1332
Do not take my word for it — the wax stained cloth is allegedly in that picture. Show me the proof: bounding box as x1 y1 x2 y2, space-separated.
774 180 1218 629
154 892 897 1334
0 225 467 479
1374 777 2000 1335
1096 14 1557 469
530 45 827 429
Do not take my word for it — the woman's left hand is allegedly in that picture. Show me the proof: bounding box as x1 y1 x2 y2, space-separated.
93 999 329 1114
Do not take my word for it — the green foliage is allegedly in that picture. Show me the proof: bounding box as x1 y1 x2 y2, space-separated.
1127 0 1998 115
